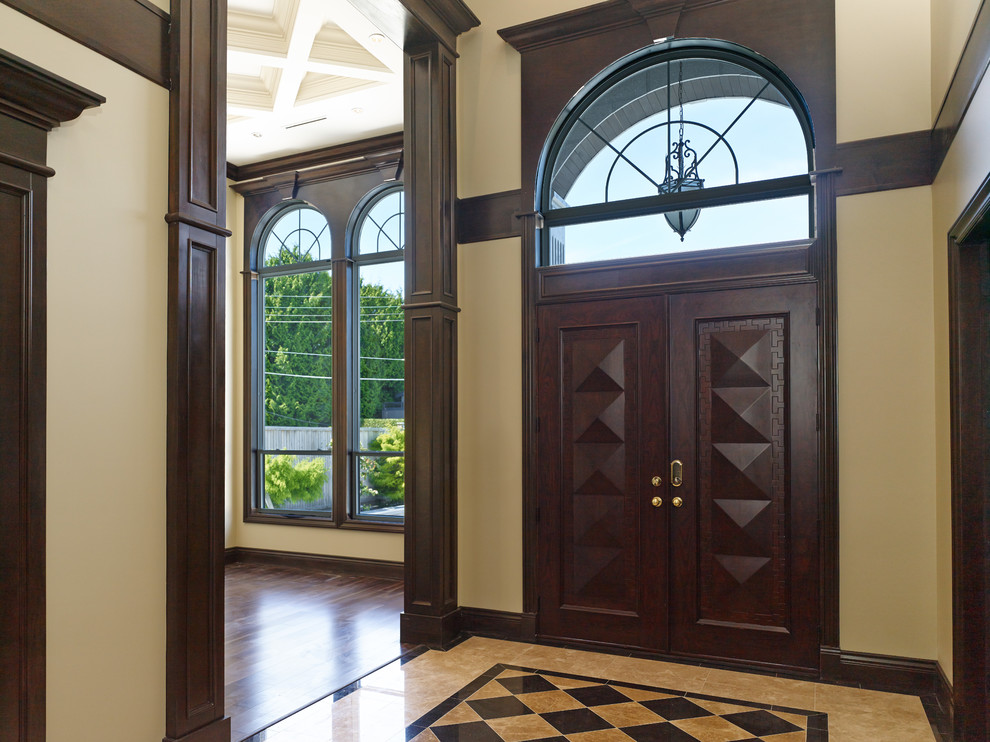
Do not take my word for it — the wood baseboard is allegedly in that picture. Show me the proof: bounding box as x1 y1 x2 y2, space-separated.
819 646 938 696
163 716 231 742
400 610 461 649
934 662 954 739
458 607 538 642
225 546 403 581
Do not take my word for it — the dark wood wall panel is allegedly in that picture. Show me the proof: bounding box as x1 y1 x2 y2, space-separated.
164 0 230 740
0 0 169 87
400 38 464 649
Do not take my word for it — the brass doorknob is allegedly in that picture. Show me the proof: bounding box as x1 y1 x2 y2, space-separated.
671 496 683 508
651 476 662 487
651 496 663 508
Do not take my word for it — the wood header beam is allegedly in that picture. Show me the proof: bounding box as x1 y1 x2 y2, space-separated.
0 0 169 87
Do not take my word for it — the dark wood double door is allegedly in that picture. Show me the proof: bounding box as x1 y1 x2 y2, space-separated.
536 283 820 671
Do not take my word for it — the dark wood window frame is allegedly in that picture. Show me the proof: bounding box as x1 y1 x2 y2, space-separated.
239 176 406 533
499 0 841 664
0 48 103 742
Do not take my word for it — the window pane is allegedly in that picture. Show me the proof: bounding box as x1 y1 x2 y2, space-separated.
358 189 404 254
263 205 331 266
263 270 332 433
546 195 810 265
358 453 404 518
549 57 809 210
262 453 332 514
357 261 404 444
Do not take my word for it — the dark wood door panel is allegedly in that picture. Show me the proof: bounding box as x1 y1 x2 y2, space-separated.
669 283 819 671
537 297 667 650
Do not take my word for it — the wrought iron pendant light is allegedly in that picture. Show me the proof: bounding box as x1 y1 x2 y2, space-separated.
659 61 704 241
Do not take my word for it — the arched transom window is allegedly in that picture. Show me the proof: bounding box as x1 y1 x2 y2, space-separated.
539 40 815 265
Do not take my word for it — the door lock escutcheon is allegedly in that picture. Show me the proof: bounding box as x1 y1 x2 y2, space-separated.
651 475 662 487
670 459 683 487
651 496 663 508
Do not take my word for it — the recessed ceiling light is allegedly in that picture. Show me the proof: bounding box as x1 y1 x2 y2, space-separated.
352 107 364 114
369 33 386 44
251 131 263 138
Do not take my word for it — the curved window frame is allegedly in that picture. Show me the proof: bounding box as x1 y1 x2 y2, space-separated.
345 182 406 523
249 200 336 520
535 38 816 266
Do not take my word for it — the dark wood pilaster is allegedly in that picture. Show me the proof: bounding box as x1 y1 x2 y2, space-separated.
164 1 230 741
401 41 461 648
0 50 102 742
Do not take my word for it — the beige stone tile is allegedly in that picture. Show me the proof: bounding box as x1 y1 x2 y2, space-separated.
612 685 678 702
592 701 666 727
605 655 712 693
542 673 604 689
691 697 764 717
814 682 927 715
467 679 514 700
514 643 622 677
568 729 637 741
672 714 755 742
517 689 586 713
486 713 561 741
406 730 439 742
762 733 804 742
433 701 483 726
702 669 817 708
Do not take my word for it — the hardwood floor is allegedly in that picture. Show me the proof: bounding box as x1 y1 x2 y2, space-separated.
225 561 406 741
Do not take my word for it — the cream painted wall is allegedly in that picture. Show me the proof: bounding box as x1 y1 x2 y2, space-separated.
836 187 938 659
457 0 592 198
835 0 931 142
931 0 982 120
929 68 990 682
0 6 169 741
457 239 524 611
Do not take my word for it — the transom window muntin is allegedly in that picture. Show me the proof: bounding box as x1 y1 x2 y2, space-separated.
538 40 815 266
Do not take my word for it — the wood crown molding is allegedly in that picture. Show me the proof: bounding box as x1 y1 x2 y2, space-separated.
0 49 105 131
344 0 479 55
0 0 170 88
228 131 404 183
948 166 990 243
932 0 990 174
498 0 639 53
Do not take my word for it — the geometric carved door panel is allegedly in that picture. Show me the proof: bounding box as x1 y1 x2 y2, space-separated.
536 297 667 651
669 284 819 671
536 285 819 671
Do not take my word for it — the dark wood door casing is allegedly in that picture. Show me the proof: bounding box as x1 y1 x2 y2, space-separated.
505 1 839 664
0 49 103 742
948 189 990 741
537 297 668 651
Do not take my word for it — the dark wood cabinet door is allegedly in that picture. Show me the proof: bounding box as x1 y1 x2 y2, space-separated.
536 297 668 650
668 283 819 671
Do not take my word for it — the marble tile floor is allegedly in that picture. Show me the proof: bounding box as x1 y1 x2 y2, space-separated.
240 638 938 742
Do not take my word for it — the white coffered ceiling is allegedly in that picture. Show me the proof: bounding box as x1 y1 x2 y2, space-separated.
227 0 403 166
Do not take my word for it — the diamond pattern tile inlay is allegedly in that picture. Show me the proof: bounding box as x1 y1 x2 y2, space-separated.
407 665 827 741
